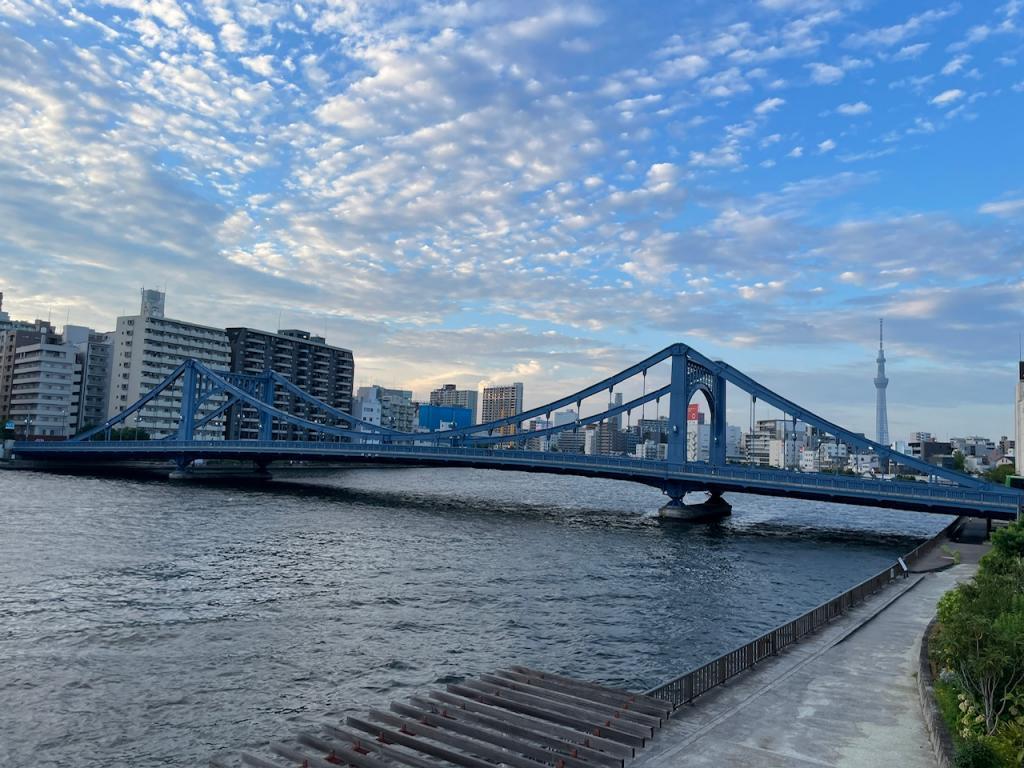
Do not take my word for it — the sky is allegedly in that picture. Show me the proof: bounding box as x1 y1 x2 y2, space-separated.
1 0 1022 441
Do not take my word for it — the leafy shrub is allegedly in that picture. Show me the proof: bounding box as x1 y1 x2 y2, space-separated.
953 739 1000 768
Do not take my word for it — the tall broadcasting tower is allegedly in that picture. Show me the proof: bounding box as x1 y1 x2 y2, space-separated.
874 319 889 446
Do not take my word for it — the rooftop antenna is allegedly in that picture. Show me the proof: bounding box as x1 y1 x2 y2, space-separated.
277 310 282 332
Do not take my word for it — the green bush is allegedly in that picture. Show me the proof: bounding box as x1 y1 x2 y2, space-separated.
933 519 1024 767
954 739 1001 768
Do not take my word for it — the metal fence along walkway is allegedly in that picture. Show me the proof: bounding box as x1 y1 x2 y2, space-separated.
643 517 957 707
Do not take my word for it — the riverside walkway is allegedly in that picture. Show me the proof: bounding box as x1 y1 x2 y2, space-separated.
635 535 987 768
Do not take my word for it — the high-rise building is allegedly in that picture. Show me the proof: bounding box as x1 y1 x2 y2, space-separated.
65 325 114 432
607 392 623 431
636 416 669 442
553 409 577 427
1 319 111 437
1016 360 1024 476
428 384 478 424
481 382 523 437
725 425 743 460
875 318 890 446
553 410 583 453
108 289 230 438
355 385 416 433
0 320 56 421
225 327 354 440
6 326 76 437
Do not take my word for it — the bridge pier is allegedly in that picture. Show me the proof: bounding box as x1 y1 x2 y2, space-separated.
659 481 732 522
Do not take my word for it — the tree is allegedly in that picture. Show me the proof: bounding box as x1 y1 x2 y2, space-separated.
936 536 1024 736
984 464 1017 486
954 450 967 472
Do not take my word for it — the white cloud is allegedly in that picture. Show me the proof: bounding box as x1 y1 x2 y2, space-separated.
754 97 785 114
941 54 970 75
836 101 871 115
818 138 836 153
788 146 804 158
839 270 863 284
844 6 959 49
698 67 751 98
240 55 275 77
978 198 1024 216
807 62 844 84
892 42 930 60
659 54 709 79
219 22 247 52
931 88 965 105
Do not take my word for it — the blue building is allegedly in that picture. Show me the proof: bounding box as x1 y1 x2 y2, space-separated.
417 404 473 431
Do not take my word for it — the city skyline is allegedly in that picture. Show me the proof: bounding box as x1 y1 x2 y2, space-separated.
1 1 1023 438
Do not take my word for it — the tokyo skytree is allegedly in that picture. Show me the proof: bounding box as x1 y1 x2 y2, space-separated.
874 319 889 446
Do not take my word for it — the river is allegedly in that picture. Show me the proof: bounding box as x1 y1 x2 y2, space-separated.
0 467 950 766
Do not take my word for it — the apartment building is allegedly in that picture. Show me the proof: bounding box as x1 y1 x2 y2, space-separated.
225 327 354 440
108 290 230 439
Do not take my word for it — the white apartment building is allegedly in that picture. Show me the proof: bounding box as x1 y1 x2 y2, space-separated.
635 439 668 460
848 453 881 474
8 336 77 437
817 441 849 470
687 421 711 462
798 446 820 473
108 290 230 439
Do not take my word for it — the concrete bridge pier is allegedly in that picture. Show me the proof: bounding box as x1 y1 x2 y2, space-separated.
169 458 273 482
659 480 732 522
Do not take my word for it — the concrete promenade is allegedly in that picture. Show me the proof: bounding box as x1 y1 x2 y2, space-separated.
636 542 984 767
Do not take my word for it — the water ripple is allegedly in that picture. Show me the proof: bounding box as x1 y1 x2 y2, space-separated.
0 467 949 768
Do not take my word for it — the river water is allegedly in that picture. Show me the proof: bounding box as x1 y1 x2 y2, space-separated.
0 467 950 766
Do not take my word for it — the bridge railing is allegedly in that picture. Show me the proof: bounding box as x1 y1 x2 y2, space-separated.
643 517 961 709
16 439 1019 510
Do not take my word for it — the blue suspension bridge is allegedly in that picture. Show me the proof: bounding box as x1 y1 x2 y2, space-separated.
11 343 1023 521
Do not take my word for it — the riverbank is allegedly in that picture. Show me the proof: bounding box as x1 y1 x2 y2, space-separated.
634 524 985 767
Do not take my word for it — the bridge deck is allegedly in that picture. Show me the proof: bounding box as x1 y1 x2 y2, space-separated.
12 440 1023 520
210 667 670 768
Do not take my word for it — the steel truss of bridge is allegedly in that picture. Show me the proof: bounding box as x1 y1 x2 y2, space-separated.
12 342 1023 521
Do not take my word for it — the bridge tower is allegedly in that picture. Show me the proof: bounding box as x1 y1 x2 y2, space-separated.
660 346 731 522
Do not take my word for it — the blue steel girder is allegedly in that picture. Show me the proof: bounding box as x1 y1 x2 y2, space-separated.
686 359 715 405
463 384 672 445
675 344 987 490
191 394 240 434
267 371 402 435
70 359 190 442
192 364 380 441
72 342 988 492
364 345 680 442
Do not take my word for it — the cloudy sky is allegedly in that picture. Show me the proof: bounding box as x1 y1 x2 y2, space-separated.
1 0 1022 440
